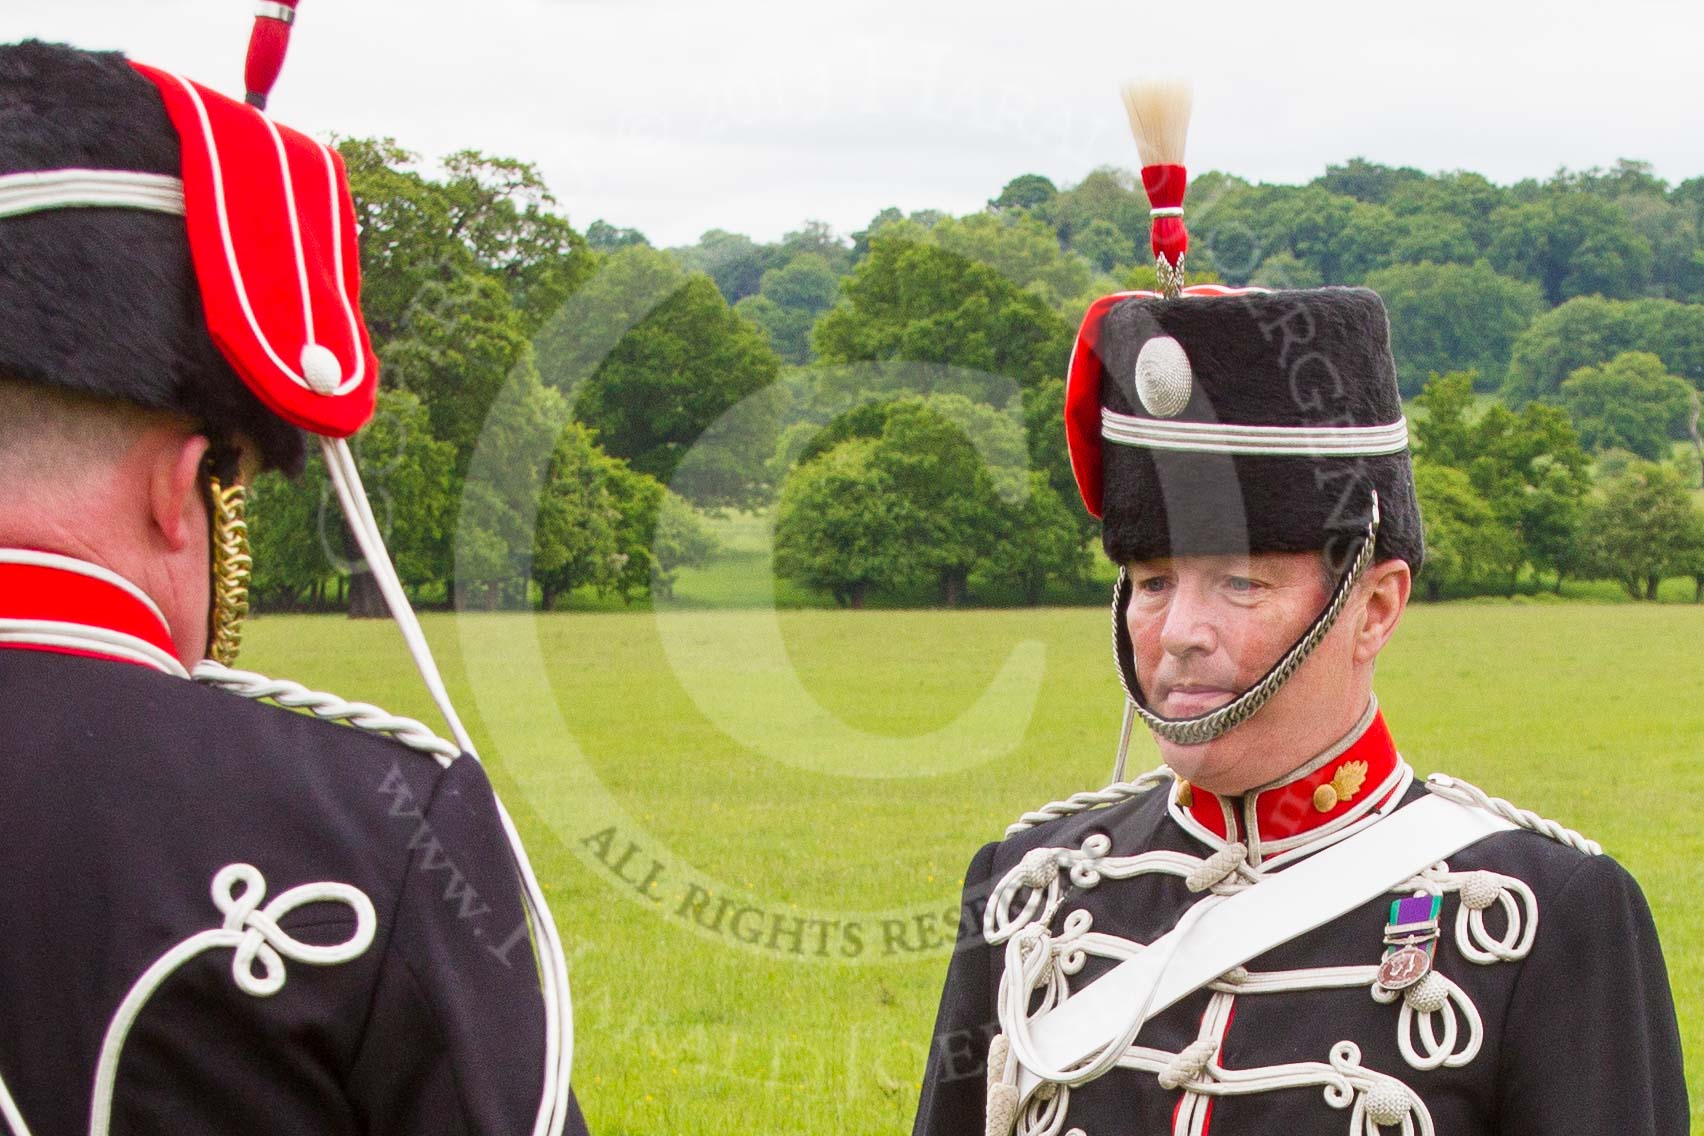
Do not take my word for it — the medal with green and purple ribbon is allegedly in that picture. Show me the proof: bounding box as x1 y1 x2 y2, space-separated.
1377 893 1442 991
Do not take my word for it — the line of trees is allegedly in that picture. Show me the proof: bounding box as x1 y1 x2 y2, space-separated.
1412 371 1703 602
246 136 1704 613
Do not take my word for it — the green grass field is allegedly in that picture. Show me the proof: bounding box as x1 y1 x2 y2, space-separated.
240 601 1704 1134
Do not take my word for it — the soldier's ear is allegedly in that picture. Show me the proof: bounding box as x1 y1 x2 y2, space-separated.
147 429 212 553
1354 559 1411 665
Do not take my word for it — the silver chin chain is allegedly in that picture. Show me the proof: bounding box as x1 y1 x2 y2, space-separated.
1112 492 1382 762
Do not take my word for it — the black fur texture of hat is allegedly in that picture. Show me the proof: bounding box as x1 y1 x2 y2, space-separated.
1096 287 1423 574
0 40 303 473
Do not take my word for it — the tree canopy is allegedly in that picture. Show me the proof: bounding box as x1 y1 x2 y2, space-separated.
1560 351 1697 460
813 230 1073 394
572 273 782 507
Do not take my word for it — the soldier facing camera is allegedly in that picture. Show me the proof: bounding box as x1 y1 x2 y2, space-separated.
913 82 1687 1136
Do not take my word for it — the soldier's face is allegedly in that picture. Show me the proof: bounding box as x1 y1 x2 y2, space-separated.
1124 550 1366 794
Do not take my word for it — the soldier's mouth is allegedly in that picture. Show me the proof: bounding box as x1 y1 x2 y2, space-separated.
1157 684 1238 717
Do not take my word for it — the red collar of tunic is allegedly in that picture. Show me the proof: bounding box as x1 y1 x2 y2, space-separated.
0 549 185 676
1168 703 1410 866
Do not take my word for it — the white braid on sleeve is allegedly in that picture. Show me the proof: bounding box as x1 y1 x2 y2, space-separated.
1424 774 1602 856
191 661 462 766
1005 767 1174 838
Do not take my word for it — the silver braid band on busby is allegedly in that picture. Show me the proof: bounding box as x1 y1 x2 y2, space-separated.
1113 492 1382 747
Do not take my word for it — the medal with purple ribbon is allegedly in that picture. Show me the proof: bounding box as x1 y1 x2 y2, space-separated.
1377 893 1442 991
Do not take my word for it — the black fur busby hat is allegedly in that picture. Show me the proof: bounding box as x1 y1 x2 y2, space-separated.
0 41 304 473
1091 286 1423 573
1066 81 1421 577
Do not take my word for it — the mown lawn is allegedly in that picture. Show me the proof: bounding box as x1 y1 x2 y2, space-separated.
240 600 1704 1134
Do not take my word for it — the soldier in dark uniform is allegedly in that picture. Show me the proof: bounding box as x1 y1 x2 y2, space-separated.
913 84 1688 1136
0 40 588 1135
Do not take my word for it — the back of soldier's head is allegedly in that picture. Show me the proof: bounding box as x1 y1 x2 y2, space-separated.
0 41 304 480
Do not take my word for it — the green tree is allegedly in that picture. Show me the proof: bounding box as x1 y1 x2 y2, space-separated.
533 244 688 401
1473 400 1591 591
338 139 594 339
435 150 594 330
381 273 533 466
813 231 1073 394
930 212 1094 310
1038 167 1149 249
359 273 532 615
1249 251 1323 290
850 207 907 262
978 473 1093 604
1070 218 1130 274
1364 261 1542 395
1411 462 1518 600
247 454 332 610
1577 461 1700 599
1560 351 1696 459
773 439 914 607
532 421 622 610
338 138 458 339
1314 158 1427 205
1386 172 1505 250
1504 296 1704 405
1389 214 1477 267
455 371 570 610
1021 378 1092 539
648 490 720 601
585 220 650 252
540 452 717 606
734 253 841 363
1248 186 1361 283
990 174 1059 213
1503 296 1635 405
1413 371 1590 591
1631 299 1704 386
776 221 852 275
673 229 772 303
1333 200 1406 282
869 399 1006 606
1409 371 1479 465
1675 511 1704 603
573 273 781 507
1488 193 1653 305
1618 194 1704 301
351 389 458 595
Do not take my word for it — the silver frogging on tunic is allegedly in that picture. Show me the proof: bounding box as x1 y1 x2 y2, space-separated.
978 773 1602 1136
1112 491 1381 754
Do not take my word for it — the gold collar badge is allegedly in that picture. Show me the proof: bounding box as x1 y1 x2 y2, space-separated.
1312 760 1368 813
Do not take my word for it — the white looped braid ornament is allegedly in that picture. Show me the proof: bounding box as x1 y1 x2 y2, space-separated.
87 864 376 1136
1133 336 1193 418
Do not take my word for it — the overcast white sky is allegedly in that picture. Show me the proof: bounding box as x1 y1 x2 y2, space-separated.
10 1 1704 247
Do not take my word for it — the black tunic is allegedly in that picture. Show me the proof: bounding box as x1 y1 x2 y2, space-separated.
0 649 590 1135
914 778 1688 1136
